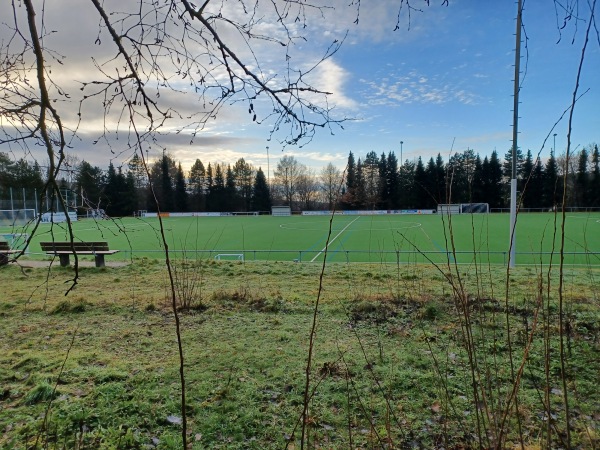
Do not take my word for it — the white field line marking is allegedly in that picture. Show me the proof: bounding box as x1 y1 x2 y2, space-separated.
310 216 361 263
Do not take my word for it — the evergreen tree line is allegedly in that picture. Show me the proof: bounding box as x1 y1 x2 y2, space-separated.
74 153 272 217
0 152 45 210
1 144 599 216
342 146 600 211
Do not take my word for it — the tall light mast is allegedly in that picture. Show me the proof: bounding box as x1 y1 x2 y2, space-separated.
509 0 523 268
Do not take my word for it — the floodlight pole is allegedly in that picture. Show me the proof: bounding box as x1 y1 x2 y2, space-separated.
509 0 523 268
400 141 403 166
266 146 270 185
400 141 404 202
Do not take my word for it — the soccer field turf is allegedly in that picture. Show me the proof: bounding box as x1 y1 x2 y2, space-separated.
2 212 600 265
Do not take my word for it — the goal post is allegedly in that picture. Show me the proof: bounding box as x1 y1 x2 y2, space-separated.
271 206 291 216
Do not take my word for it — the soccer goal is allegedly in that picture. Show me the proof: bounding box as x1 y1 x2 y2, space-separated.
437 203 489 214
272 206 291 216
0 209 36 226
214 253 244 261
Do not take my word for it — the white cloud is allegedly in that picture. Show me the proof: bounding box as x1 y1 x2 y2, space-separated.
361 70 479 106
307 59 358 111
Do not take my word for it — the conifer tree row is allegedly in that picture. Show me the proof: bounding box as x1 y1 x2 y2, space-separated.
2 145 598 216
342 146 600 211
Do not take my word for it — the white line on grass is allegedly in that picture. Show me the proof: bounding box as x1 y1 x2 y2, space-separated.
310 217 361 263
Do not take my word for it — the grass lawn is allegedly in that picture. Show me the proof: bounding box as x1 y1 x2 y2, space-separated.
2 212 600 265
0 258 599 449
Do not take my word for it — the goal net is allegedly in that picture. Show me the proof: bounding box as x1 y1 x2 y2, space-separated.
461 203 489 213
0 209 36 226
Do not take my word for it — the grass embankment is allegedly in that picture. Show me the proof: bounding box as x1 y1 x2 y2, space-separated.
0 259 599 449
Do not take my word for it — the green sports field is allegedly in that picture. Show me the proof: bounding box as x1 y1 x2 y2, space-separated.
2 212 599 265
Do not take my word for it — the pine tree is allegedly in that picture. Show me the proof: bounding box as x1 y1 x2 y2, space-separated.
210 164 225 212
127 153 147 189
472 154 484 203
413 156 428 208
175 163 188 212
386 151 400 209
435 153 446 204
378 152 388 208
521 150 534 208
0 152 15 188
503 147 525 179
225 165 237 211
76 160 105 212
150 153 175 211
575 148 588 206
123 170 138 215
104 162 118 214
542 151 560 209
251 168 271 212
354 159 366 209
205 163 214 211
105 164 132 216
446 149 476 203
341 152 356 208
345 151 356 193
530 158 545 209
423 157 438 208
488 150 504 208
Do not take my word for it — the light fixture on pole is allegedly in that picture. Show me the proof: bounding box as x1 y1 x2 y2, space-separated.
553 133 557 154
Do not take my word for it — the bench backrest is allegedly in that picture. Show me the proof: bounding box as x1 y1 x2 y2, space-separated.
40 241 111 252
0 241 10 251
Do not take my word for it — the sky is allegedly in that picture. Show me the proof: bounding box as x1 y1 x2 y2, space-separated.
2 0 599 178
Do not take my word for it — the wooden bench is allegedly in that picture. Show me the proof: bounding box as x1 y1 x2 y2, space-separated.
0 241 19 266
40 241 119 268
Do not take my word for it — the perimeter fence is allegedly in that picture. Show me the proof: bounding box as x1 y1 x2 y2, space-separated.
110 249 600 266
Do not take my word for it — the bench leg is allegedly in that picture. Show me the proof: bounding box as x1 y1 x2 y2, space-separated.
95 254 106 268
0 253 7 266
59 254 70 267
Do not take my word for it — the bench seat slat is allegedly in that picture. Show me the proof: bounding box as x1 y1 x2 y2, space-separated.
45 250 119 255
41 242 111 252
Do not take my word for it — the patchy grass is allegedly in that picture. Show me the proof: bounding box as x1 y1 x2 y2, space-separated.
0 260 598 449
